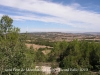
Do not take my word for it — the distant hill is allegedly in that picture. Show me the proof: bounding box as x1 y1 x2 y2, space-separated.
84 32 100 35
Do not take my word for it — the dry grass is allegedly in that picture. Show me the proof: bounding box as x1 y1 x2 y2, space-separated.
25 43 52 50
25 43 52 54
42 50 51 55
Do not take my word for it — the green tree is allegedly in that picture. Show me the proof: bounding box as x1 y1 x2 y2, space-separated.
0 15 35 75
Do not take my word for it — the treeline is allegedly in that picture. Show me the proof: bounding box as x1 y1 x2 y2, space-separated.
26 38 55 47
49 40 100 75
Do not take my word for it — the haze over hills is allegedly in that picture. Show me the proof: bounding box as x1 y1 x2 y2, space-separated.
22 32 100 35
84 32 100 35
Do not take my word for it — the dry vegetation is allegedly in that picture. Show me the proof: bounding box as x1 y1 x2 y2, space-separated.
42 50 51 55
25 43 52 50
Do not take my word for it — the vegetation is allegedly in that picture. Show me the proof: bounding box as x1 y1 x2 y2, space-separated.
49 40 100 75
26 37 55 47
0 15 100 75
0 15 44 75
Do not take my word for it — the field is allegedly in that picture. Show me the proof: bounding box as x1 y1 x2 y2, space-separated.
25 32 100 42
25 43 52 50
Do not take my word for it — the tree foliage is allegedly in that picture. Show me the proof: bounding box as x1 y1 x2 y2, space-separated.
49 39 100 74
0 15 35 75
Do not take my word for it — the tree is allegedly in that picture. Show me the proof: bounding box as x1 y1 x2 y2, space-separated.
0 15 35 75
0 15 13 39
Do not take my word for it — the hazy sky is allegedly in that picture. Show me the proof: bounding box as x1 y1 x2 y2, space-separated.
0 0 100 32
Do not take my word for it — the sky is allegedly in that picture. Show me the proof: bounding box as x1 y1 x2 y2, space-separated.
0 0 100 33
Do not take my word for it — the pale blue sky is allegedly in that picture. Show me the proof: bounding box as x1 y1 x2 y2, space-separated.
0 0 100 32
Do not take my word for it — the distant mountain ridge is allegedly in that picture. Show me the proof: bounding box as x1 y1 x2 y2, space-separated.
84 32 100 35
